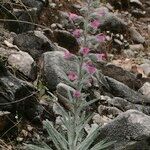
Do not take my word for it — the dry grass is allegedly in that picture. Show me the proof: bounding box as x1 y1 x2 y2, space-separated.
0 139 12 150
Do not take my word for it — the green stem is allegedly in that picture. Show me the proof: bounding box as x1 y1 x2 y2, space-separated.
69 1 92 149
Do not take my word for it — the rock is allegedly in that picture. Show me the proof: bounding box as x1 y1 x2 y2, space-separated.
96 63 142 90
21 0 48 14
131 9 146 18
130 0 144 9
139 82 150 99
97 110 150 150
42 51 78 91
105 76 150 104
99 12 128 33
0 111 17 138
107 0 130 10
123 49 136 57
92 113 111 126
108 0 143 10
13 31 57 60
140 63 150 77
56 83 76 109
104 97 150 115
103 96 131 111
98 105 123 118
129 44 144 51
0 47 17 58
0 73 38 120
129 27 145 44
5 8 37 33
53 30 79 54
0 63 41 135
8 51 37 80
56 83 75 99
0 111 10 132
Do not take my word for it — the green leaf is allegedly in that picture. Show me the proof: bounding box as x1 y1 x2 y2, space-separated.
90 140 115 150
74 113 94 146
67 88 74 104
56 92 74 108
77 126 100 150
76 98 99 116
43 120 68 150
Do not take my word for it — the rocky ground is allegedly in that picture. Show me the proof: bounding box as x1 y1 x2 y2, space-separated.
0 0 150 149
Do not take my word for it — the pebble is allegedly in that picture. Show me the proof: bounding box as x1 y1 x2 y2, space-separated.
139 82 150 99
140 63 150 77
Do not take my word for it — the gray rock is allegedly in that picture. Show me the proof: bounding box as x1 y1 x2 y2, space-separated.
106 76 150 104
56 83 75 99
0 111 11 133
0 73 38 118
92 113 111 126
5 8 37 33
129 27 145 44
107 0 130 9
8 51 37 80
13 31 57 60
98 105 123 118
42 51 78 91
98 110 150 150
106 97 150 115
129 44 144 51
130 0 143 9
139 82 150 99
53 30 79 54
140 63 150 77
0 63 40 135
96 63 141 90
103 96 130 111
99 12 128 33
21 0 47 13
108 0 143 10
123 49 135 57
56 83 76 110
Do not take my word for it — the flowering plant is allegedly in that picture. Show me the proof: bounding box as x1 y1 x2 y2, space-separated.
27 0 114 150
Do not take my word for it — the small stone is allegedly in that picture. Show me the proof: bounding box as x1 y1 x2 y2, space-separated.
98 105 122 117
8 51 37 80
49 3 56 8
92 113 111 126
123 49 135 57
27 125 33 131
114 39 123 45
17 137 24 142
129 27 145 44
130 44 144 51
139 82 150 99
140 63 150 77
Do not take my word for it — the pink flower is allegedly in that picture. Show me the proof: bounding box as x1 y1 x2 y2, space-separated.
72 29 82 38
96 34 106 42
68 13 79 21
96 53 106 61
80 47 90 56
67 71 78 81
83 61 96 75
90 20 100 29
73 90 81 98
64 51 73 59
